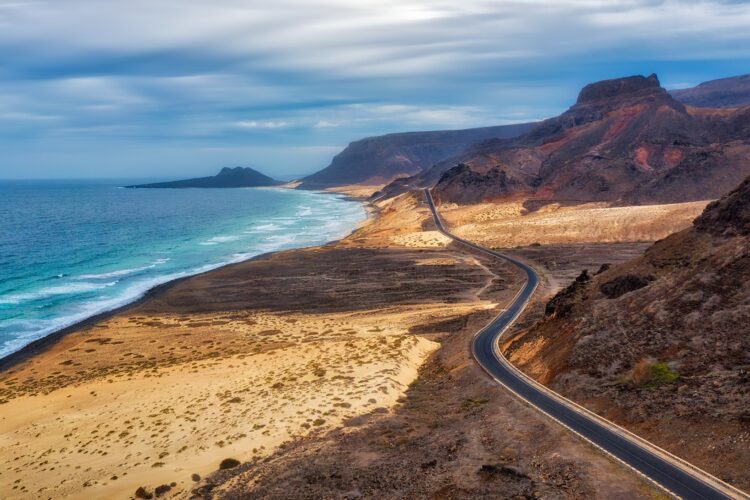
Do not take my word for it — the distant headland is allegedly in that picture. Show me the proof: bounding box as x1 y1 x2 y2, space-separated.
126 166 280 188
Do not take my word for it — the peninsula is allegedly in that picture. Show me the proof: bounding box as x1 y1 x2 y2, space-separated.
127 166 280 189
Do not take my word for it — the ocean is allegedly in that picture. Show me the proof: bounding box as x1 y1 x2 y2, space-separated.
0 180 366 358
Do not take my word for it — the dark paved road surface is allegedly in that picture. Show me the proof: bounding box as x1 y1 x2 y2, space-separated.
424 189 744 500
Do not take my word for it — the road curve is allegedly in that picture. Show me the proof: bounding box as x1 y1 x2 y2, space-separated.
424 189 747 500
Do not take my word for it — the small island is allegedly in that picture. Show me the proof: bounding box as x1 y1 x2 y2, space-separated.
127 166 280 188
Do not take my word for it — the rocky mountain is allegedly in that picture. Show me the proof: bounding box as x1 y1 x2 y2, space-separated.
299 123 535 188
671 74 750 108
127 167 280 188
503 175 750 488
432 163 524 204
387 74 750 206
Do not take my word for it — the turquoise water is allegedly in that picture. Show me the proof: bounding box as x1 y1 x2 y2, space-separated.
0 181 365 357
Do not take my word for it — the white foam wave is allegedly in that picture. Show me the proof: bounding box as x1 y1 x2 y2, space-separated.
0 192 367 359
0 281 118 305
0 274 184 357
78 268 145 279
200 235 242 245
245 223 283 233
75 258 170 280
260 234 297 247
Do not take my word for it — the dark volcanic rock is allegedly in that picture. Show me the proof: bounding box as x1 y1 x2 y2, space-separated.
544 270 590 318
127 166 279 188
599 274 654 299
576 74 662 104
433 163 524 204
693 175 750 236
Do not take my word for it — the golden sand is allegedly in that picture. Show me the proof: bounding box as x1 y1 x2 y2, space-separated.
1 302 502 498
439 199 710 247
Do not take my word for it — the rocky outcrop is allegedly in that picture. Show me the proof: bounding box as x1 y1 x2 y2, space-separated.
432 163 523 204
127 167 280 188
544 270 590 319
299 123 535 188
598 274 654 299
576 74 663 105
693 174 750 236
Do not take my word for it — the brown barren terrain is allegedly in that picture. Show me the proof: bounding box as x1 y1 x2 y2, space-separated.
502 177 750 491
0 192 659 499
0 244 496 499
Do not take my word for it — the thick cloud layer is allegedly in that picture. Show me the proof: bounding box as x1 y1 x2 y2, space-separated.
2 0 750 179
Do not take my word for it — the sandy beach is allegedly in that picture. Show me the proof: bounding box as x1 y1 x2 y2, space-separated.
0 192 498 498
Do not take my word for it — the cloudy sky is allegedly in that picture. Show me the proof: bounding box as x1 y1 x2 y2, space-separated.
1 0 750 180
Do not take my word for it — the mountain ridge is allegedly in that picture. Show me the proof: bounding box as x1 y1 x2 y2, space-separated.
670 73 750 108
295 73 750 196
299 123 536 188
389 73 750 206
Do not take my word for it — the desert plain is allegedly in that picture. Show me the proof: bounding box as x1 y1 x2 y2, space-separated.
0 189 705 499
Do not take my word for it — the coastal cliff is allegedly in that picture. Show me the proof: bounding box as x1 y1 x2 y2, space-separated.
299 123 535 188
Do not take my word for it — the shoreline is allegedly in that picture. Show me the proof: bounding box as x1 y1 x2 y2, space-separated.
0 191 372 372
0 252 263 372
0 190 512 498
0 188 673 499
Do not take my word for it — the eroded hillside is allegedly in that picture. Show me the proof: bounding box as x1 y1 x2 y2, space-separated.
503 175 750 490
386 74 750 207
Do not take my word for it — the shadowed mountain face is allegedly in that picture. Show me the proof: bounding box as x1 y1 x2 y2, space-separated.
671 74 750 108
127 167 280 188
693 175 750 236
299 123 535 188
386 74 750 205
433 163 524 205
503 174 750 489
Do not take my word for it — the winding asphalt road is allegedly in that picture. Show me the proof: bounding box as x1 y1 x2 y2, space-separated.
424 189 747 500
